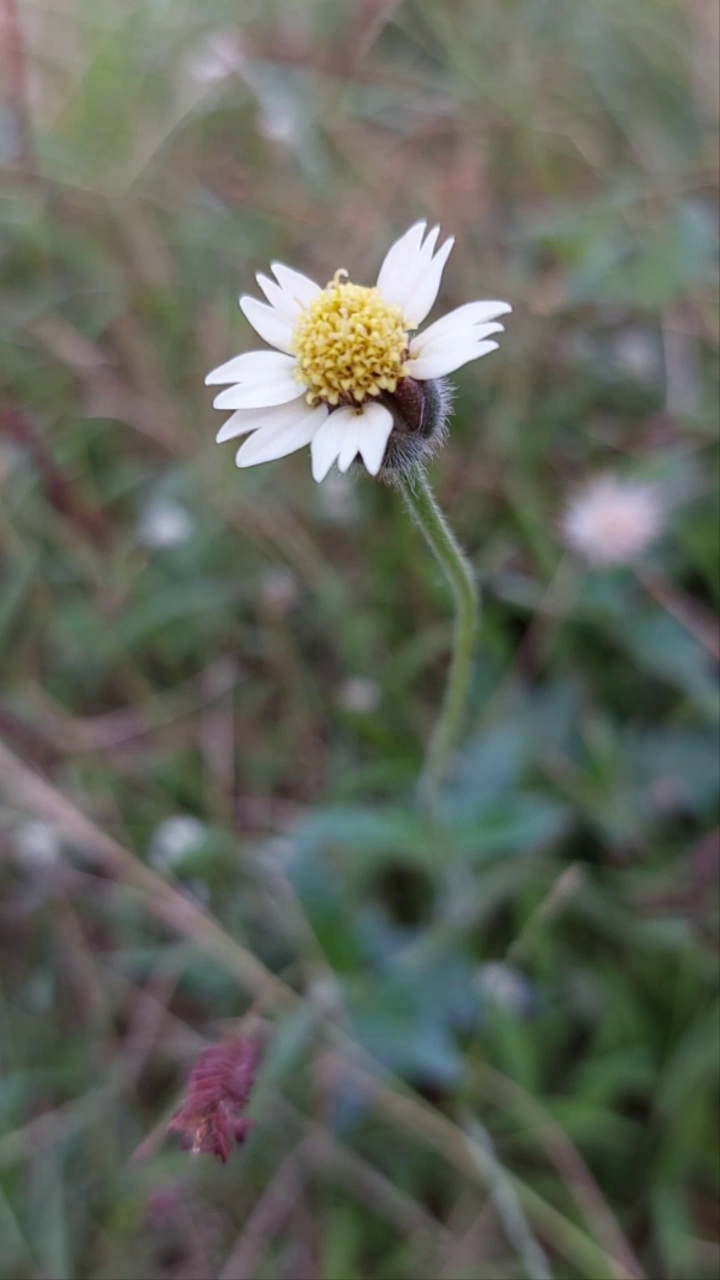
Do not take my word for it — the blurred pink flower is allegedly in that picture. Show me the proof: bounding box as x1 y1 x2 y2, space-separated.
561 475 664 565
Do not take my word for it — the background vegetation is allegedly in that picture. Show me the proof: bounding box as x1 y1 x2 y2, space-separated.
1 2 718 1277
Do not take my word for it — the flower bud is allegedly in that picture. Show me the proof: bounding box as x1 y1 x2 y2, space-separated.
378 376 453 483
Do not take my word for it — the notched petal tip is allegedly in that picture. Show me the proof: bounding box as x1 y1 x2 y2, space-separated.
422 224 440 253
401 235 456 328
238 294 295 354
269 262 321 306
406 219 428 239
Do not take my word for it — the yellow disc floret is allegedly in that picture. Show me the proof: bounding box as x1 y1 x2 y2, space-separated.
291 272 408 407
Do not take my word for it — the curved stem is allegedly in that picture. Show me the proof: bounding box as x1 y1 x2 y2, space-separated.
399 469 479 804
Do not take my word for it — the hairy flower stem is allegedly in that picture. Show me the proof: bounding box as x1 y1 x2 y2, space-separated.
400 469 478 806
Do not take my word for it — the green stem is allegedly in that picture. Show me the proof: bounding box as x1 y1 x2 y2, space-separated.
399 469 479 804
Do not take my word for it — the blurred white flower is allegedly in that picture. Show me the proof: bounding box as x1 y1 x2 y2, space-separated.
13 820 61 871
477 962 535 1017
316 472 358 523
337 676 380 715
207 222 510 482
0 444 24 483
561 475 664 566
259 567 300 615
257 97 301 146
186 32 246 88
138 498 195 549
612 328 661 385
307 974 345 1017
148 816 209 871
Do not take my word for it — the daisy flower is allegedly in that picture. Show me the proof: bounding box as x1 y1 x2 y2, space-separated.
206 222 511 482
561 474 665 565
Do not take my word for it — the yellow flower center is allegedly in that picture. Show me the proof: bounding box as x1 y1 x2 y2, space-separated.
290 272 408 407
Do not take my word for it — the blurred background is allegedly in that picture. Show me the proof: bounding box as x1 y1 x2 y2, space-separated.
1 2 719 1278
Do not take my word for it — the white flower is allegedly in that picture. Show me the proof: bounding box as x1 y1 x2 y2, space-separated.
148 816 209 871
562 474 665 566
206 222 511 483
0 444 24 483
186 32 246 87
257 96 300 146
477 962 535 1017
337 676 380 714
13 820 61 871
316 472 358 523
259 567 300 615
138 498 195 549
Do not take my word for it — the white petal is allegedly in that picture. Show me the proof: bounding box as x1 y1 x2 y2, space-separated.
376 222 427 308
205 349 296 385
411 301 512 353
312 403 394 480
213 371 304 410
402 236 454 328
405 339 499 380
239 295 295 353
310 416 344 483
270 263 321 308
255 273 300 320
337 412 364 473
413 224 441 274
383 226 443 317
216 411 258 443
216 401 312 443
410 322 505 360
355 402 394 476
236 404 327 468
